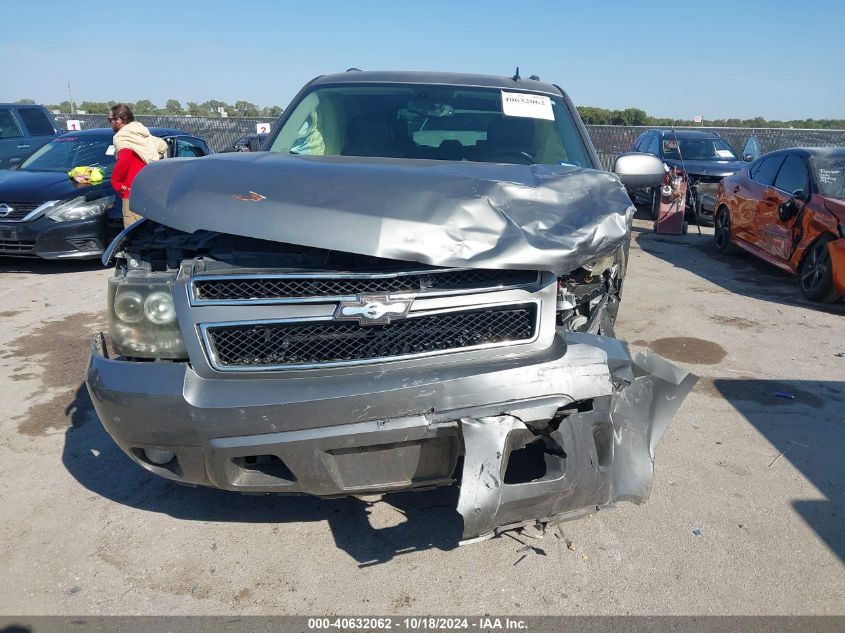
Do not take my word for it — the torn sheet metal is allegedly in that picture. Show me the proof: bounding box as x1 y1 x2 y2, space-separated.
129 153 636 275
456 335 698 541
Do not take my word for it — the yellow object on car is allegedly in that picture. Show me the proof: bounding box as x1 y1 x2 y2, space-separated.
67 166 104 185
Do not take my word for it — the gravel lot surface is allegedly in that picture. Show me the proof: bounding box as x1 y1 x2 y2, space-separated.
1 214 843 616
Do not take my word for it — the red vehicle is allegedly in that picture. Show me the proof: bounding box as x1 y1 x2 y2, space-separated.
714 147 845 303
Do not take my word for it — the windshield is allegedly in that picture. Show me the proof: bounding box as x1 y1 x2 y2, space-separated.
20 135 116 173
814 158 845 200
661 137 738 161
269 84 593 167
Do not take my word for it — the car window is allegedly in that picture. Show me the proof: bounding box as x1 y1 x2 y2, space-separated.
813 157 845 200
646 136 659 155
750 155 786 186
269 84 593 167
0 108 23 138
774 154 810 194
20 135 116 172
17 107 55 136
632 135 647 152
175 138 207 157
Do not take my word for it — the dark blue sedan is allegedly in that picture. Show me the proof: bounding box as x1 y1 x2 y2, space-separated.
0 127 210 260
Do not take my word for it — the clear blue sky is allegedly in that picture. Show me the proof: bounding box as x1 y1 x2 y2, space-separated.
3 0 842 120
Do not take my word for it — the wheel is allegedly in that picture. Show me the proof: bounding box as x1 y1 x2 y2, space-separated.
714 206 739 254
799 236 841 303
650 187 660 220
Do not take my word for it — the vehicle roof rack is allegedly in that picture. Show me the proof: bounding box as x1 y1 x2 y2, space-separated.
346 67 361 72
529 75 540 81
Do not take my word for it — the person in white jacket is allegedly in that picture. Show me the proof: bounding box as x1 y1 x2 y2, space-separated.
109 103 168 227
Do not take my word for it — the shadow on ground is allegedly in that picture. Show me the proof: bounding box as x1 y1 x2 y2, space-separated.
629 205 845 315
712 378 845 562
61 384 462 566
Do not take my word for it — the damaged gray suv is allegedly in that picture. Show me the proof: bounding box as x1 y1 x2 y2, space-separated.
86 71 696 541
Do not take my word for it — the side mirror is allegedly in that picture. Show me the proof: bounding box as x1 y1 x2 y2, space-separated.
247 137 261 152
9 158 21 170
613 152 665 189
793 189 810 203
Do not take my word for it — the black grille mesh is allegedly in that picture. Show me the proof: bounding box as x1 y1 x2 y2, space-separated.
194 269 537 302
207 306 536 368
0 202 40 222
0 239 36 253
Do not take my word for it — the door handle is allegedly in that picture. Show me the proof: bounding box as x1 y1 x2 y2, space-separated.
16 144 30 149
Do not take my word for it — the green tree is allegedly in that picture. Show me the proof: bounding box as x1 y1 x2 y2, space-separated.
201 100 231 116
46 101 74 113
134 99 157 115
164 99 183 115
79 101 110 114
186 102 205 116
14 98 36 104
233 100 259 117
260 105 283 118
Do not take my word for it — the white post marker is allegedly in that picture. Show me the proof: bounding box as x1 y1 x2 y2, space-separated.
66 120 82 131
256 123 271 134
694 115 703 124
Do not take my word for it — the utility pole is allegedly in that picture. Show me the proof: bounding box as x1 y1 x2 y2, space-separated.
66 76 76 115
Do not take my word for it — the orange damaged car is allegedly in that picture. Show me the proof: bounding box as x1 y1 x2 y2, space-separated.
714 147 845 303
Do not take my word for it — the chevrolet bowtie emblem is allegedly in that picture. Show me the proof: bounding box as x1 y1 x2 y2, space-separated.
0 204 13 218
335 294 413 326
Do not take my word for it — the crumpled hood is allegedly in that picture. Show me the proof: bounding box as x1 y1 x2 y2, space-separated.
131 153 636 274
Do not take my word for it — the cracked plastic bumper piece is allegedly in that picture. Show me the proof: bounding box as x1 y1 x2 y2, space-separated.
456 339 697 540
87 332 696 540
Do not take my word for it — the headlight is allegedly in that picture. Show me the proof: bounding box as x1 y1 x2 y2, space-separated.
46 195 114 222
108 275 187 359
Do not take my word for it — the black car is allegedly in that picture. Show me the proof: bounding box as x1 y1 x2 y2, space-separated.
628 129 747 224
0 128 211 260
220 133 268 153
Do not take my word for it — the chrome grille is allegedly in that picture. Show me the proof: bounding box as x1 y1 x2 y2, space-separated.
0 202 41 222
203 304 538 370
191 269 539 304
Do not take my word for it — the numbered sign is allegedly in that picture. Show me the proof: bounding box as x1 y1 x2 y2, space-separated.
256 123 271 134
66 120 82 131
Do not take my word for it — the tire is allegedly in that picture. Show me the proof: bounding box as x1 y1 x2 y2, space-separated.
799 236 842 303
650 187 660 220
714 206 739 254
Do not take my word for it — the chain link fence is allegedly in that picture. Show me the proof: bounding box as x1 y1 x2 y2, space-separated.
54 114 271 152
587 125 845 170
55 114 845 164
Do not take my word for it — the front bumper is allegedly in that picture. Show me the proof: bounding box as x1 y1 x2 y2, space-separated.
0 215 106 259
86 332 697 540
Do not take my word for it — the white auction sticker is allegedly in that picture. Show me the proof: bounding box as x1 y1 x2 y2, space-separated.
105 145 115 156
501 91 554 120
66 119 82 131
256 122 271 134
